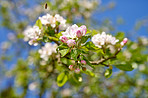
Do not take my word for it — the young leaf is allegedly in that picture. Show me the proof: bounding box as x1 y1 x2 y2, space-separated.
35 19 42 29
59 48 70 57
84 42 99 50
115 64 134 71
80 35 91 43
104 69 112 78
58 44 68 50
70 49 81 60
82 70 95 77
57 72 68 87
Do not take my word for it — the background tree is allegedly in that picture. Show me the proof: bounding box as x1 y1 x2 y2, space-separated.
0 0 148 98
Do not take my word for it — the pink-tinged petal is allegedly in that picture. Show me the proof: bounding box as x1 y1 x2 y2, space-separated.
76 30 82 38
81 60 86 65
75 68 80 74
67 39 76 47
69 65 74 70
60 36 68 43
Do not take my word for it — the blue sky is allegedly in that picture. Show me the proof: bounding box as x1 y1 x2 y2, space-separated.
97 0 148 40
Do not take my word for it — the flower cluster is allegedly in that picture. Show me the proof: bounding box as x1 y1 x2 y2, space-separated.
92 32 119 48
23 26 41 46
38 43 57 61
60 24 87 47
39 14 67 30
68 60 87 74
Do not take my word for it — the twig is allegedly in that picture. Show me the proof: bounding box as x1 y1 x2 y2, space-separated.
90 48 122 66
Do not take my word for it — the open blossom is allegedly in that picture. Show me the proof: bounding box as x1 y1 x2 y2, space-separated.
38 43 57 61
92 32 119 48
60 36 68 43
28 39 38 46
62 24 87 39
67 39 76 47
23 26 41 46
39 13 67 30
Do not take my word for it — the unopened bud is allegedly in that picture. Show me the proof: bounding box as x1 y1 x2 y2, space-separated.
76 30 82 38
60 36 68 43
69 65 74 70
82 67 86 71
75 68 80 74
81 60 86 65
120 38 128 46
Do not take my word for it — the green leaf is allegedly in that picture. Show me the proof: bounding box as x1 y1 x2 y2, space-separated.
70 49 81 60
59 48 70 57
104 69 112 78
57 72 68 87
35 19 42 29
55 31 62 38
82 70 95 77
115 64 134 71
84 42 99 50
58 44 68 50
80 35 91 43
115 32 125 41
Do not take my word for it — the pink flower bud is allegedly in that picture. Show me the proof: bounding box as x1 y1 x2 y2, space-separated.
75 68 80 74
67 39 76 47
76 25 87 38
69 65 74 70
120 38 128 46
123 38 128 44
60 36 68 43
76 30 82 38
81 60 86 65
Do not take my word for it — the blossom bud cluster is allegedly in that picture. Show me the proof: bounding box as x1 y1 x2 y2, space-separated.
60 24 87 47
38 43 57 61
23 26 41 46
39 14 67 30
92 32 119 48
68 60 87 74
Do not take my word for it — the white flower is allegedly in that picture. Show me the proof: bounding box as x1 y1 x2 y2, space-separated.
38 43 57 61
39 13 67 30
39 14 52 25
62 24 87 39
23 26 41 46
92 32 119 48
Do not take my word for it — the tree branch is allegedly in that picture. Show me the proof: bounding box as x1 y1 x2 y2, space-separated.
90 48 122 67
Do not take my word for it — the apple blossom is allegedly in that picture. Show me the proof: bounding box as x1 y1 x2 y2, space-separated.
60 36 68 43
92 32 119 48
38 43 57 61
69 65 74 70
67 39 76 47
81 60 86 65
62 24 87 39
75 68 80 74
76 25 87 38
23 26 41 46
120 38 128 46
39 13 67 30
